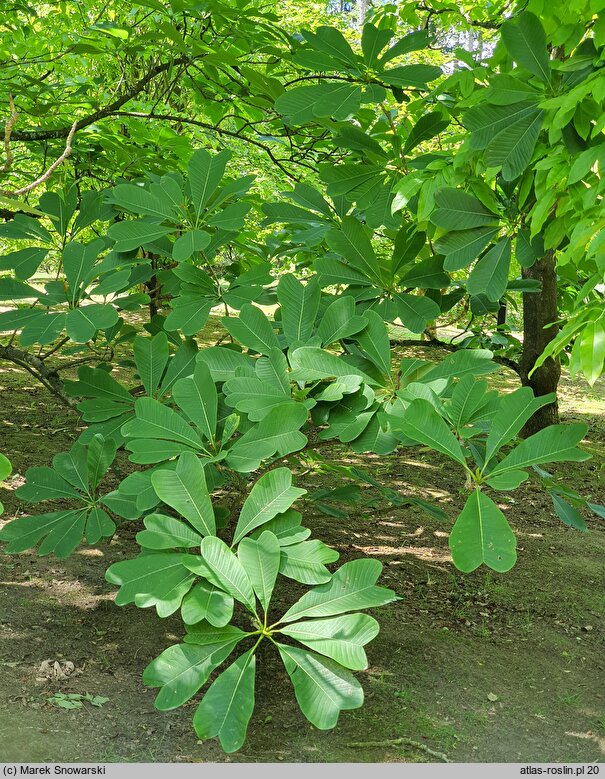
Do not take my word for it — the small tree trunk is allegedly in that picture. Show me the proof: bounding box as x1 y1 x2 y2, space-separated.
147 274 160 318
496 300 507 329
358 0 367 28
519 249 561 435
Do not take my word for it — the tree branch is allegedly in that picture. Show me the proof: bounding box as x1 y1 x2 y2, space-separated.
10 56 191 142
0 344 77 408
110 110 306 181
1 120 78 197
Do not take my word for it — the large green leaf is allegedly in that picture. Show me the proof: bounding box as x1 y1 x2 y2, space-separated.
225 403 308 472
578 318 605 386
0 247 48 280
0 510 86 557
238 531 281 613
279 539 339 585
466 238 511 302
85 507 114 545
223 374 291 422
164 295 213 336
313 83 363 120
325 217 383 284
277 644 363 729
421 349 497 382
447 377 497 432
350 414 398 455
280 559 397 624
379 29 429 64
233 468 307 544
484 387 557 465
122 398 204 450
485 470 529 490
449 490 517 573
136 514 203 550
0 454 12 483
551 494 587 532
105 552 195 617
397 399 467 466
197 347 255 382
207 202 251 231
489 423 589 476
356 310 391 376
402 111 450 155
87 434 116 490
277 274 320 346
393 292 440 334
144 639 241 711
110 183 178 220
361 23 393 65
193 650 256 754
19 312 67 347
435 227 499 271
381 64 441 88
197 536 256 612
484 110 543 181
275 85 328 124
250 509 311 547
316 296 367 345
65 365 133 404
289 346 375 385
280 614 379 670
0 308 45 332
15 467 81 503
399 257 449 289
151 452 215 536
188 148 231 220
465 102 541 150
172 229 211 262
0 278 39 300
314 258 372 287
173 360 217 440
107 220 173 252
181 581 234 627
62 238 105 304
302 26 360 67
323 408 375 444
222 304 280 355
159 338 199 396
255 348 290 394
431 189 499 231
501 12 551 84
133 332 169 397
65 304 119 343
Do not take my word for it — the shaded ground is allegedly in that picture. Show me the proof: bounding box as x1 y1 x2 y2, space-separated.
0 328 604 763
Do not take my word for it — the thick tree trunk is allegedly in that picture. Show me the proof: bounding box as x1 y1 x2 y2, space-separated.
518 249 561 435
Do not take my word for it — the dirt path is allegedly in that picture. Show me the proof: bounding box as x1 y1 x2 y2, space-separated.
0 359 603 763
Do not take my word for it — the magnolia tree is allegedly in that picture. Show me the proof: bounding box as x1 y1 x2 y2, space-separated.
0 3 604 754
0 147 603 751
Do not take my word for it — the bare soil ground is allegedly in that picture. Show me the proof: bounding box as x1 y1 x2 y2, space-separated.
0 331 604 763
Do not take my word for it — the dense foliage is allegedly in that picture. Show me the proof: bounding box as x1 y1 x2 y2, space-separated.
0 0 603 753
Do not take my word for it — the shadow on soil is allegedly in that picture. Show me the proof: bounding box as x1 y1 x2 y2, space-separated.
0 343 604 763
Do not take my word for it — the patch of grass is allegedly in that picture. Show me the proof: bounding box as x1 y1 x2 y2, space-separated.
555 692 583 707
393 688 415 704
594 714 605 733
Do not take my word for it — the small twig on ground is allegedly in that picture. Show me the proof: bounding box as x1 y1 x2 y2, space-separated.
347 737 449 762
